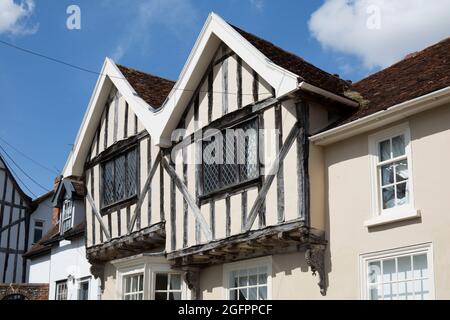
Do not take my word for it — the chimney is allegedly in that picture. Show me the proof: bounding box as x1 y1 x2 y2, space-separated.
51 176 62 226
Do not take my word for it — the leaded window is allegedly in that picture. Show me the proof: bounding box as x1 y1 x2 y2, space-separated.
102 148 137 208
202 119 259 195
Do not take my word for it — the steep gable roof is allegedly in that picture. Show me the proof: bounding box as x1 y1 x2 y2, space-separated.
117 65 175 108
232 25 350 96
23 222 85 259
0 154 32 205
344 37 450 123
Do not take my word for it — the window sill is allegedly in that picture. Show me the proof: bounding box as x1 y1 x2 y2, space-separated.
364 209 421 228
101 195 138 216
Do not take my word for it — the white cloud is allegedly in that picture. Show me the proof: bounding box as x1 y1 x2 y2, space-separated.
0 0 37 35
111 0 197 61
309 0 450 69
249 0 264 11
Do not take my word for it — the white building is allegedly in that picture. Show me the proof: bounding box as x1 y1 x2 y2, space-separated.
24 178 100 300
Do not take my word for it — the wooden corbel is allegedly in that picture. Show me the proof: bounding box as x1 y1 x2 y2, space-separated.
305 245 327 296
182 267 201 300
90 263 105 292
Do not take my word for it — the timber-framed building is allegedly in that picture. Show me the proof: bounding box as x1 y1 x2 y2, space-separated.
59 13 450 300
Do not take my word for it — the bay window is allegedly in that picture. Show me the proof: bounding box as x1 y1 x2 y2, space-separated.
123 274 144 300
114 257 186 300
154 273 182 300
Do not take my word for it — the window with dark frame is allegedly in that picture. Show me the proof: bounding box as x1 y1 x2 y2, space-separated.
202 118 259 196
102 147 138 208
154 273 182 300
77 278 90 300
55 280 68 300
33 220 44 243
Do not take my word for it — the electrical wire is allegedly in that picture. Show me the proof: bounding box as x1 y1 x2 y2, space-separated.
0 136 60 175
0 149 38 198
0 38 266 96
0 143 51 193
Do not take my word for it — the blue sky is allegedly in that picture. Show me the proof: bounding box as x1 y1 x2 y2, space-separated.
0 0 449 197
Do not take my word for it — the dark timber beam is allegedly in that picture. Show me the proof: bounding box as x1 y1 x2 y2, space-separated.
244 121 302 231
161 157 213 242
128 152 162 234
86 192 112 241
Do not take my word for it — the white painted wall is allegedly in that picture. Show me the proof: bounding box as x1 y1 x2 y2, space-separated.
28 254 50 284
48 237 100 300
28 196 52 248
28 237 100 300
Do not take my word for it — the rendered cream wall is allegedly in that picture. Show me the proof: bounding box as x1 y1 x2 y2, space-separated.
200 252 324 300
102 262 118 300
323 103 450 299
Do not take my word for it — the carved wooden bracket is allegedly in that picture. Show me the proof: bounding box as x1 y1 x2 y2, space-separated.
182 267 201 300
305 245 327 296
90 263 105 292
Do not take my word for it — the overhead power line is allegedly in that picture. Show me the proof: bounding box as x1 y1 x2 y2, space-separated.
0 39 107 77
0 38 265 96
0 149 37 198
0 136 60 175
0 144 51 194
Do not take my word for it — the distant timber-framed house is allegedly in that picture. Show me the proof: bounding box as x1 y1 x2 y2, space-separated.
0 154 33 284
23 178 101 300
59 12 450 300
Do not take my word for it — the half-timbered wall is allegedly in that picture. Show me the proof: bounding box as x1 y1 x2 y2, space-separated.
163 43 330 253
0 158 31 283
84 88 166 248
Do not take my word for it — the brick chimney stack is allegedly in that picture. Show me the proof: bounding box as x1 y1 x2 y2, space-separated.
51 176 62 226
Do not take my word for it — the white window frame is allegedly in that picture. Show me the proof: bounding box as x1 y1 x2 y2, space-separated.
113 255 188 300
60 199 74 234
122 272 145 300
55 280 68 300
367 123 419 227
222 256 272 300
359 242 435 300
151 266 185 300
32 219 45 243
77 277 91 300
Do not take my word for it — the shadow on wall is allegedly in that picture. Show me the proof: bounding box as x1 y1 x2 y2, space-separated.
199 251 330 299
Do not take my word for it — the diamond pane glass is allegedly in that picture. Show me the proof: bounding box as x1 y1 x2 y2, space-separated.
126 149 137 198
222 134 238 186
103 160 114 206
103 148 138 208
202 119 259 195
115 155 126 201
